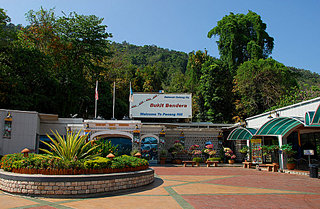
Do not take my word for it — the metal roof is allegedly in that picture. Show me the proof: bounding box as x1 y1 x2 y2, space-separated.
255 117 304 136
305 104 320 126
227 127 257 140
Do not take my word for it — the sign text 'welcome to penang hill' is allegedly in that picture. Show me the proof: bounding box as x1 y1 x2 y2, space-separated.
129 93 192 118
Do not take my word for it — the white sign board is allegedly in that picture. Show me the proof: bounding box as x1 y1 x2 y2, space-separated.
130 93 192 118
304 150 314 155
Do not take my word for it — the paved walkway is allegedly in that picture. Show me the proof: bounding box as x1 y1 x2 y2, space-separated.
0 166 319 209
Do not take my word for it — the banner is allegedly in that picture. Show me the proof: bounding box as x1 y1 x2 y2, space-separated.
129 93 192 118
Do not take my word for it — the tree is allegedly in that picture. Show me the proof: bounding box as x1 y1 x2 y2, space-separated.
208 11 274 72
185 50 210 121
199 58 233 123
234 58 298 117
16 8 113 117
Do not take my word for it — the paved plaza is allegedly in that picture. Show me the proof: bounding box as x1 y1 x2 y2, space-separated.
0 166 319 209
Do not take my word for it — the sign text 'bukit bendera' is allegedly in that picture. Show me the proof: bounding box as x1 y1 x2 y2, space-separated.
129 93 192 118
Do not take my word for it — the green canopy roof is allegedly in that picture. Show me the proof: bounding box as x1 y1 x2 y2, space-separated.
255 117 303 137
305 104 320 126
227 127 257 140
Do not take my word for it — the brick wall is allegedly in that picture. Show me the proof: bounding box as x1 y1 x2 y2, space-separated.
0 168 154 197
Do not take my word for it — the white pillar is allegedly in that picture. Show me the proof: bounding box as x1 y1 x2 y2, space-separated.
278 135 284 170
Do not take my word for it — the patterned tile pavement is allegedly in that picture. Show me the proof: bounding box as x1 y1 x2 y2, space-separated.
0 166 319 209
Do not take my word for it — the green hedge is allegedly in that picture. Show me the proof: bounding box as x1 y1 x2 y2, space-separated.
84 157 111 169
11 155 85 170
111 155 149 169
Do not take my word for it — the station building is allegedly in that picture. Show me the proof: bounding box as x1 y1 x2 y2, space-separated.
1 94 319 169
228 97 320 170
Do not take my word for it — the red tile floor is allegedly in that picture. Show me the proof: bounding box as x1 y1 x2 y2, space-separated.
0 166 319 209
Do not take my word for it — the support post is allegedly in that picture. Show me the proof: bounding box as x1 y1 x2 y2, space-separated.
278 135 284 170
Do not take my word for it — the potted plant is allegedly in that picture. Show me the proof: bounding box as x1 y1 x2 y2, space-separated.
239 145 249 162
169 141 185 164
224 147 236 164
160 150 168 164
203 144 217 160
192 157 202 167
280 144 297 170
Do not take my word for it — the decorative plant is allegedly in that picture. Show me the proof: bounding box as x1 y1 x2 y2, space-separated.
160 150 168 158
280 144 297 163
192 157 203 163
40 130 99 162
224 147 236 159
169 141 185 159
239 146 249 154
130 149 140 156
92 139 119 157
207 157 221 162
203 144 216 158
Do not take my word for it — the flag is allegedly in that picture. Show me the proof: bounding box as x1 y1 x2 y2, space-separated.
129 82 134 102
95 81 98 100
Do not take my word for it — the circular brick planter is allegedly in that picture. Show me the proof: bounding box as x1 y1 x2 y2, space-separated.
0 168 154 197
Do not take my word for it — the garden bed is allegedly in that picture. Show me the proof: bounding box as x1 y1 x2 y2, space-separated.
0 168 154 197
11 165 149 175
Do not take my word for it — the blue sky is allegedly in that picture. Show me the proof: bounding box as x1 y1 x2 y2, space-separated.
2 0 320 74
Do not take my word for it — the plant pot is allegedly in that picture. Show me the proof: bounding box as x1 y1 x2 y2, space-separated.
160 157 166 164
228 159 234 164
287 163 295 170
196 162 200 167
173 159 182 164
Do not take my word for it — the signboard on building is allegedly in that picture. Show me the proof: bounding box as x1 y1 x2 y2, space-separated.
129 93 192 118
251 138 262 164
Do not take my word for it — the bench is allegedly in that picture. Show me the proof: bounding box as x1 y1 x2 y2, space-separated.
256 164 279 172
182 161 196 167
206 161 219 167
242 161 252 169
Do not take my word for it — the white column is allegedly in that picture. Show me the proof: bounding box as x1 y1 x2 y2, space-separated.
278 135 284 170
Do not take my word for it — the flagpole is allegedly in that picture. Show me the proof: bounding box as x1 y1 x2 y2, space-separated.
94 80 98 119
112 81 115 119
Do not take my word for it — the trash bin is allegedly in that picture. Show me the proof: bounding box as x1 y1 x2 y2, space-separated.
309 164 318 178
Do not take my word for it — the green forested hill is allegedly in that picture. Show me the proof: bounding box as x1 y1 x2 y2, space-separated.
1 8 319 122
289 67 320 88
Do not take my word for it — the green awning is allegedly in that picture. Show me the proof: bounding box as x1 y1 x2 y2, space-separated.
305 104 320 126
227 127 257 140
255 117 304 137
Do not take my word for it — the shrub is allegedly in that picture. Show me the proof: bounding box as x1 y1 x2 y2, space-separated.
92 140 119 157
207 157 221 162
84 157 111 169
111 155 148 169
130 149 140 156
192 157 203 163
0 153 35 171
10 155 86 170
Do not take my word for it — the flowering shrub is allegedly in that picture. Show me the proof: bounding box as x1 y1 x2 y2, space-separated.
202 144 216 158
11 155 86 170
192 150 202 155
204 149 216 157
1 153 35 171
224 147 236 159
1 153 148 172
189 144 200 151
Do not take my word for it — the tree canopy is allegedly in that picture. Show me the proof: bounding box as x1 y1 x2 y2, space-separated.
208 11 274 72
234 58 298 117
